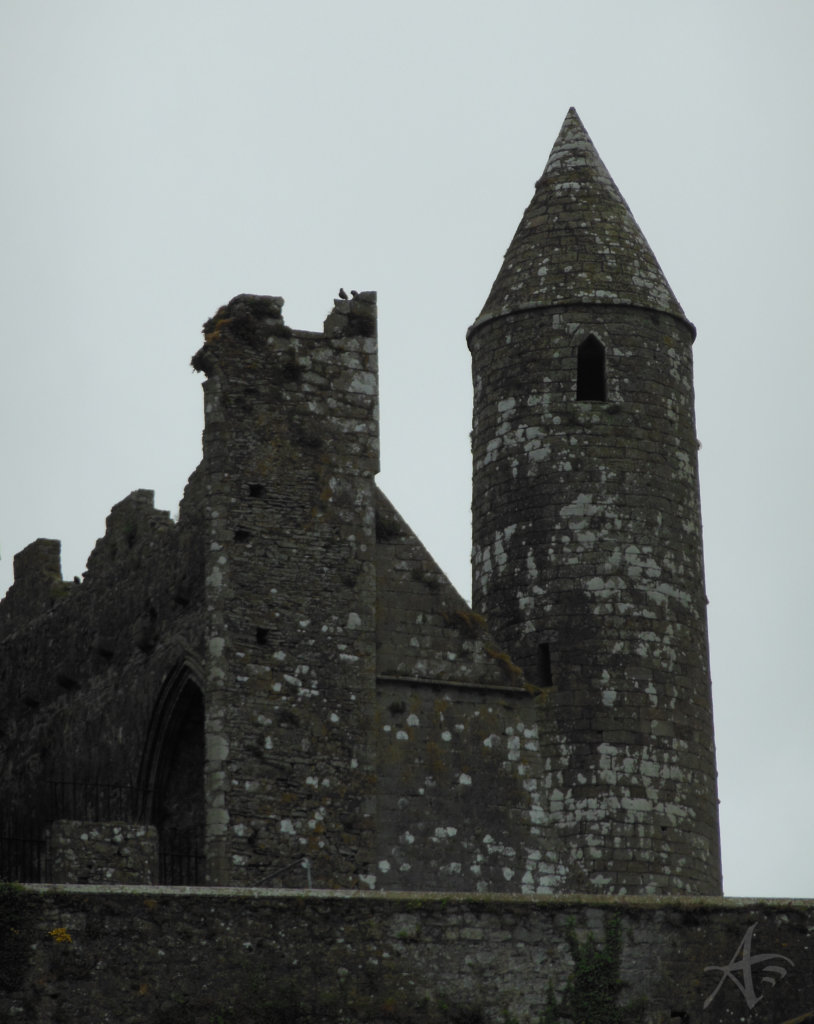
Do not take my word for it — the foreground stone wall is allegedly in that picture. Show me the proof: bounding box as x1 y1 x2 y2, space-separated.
1 886 813 1023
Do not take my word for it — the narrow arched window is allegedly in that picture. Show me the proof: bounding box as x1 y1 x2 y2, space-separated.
576 335 606 401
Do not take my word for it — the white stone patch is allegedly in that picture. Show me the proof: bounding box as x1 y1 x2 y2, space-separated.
598 743 618 766
406 713 420 727
346 612 362 629
458 773 472 786
348 370 377 395
206 732 229 762
528 444 552 464
329 713 339 723
280 819 296 835
433 826 457 840
396 730 409 741
378 860 391 873
441 730 452 742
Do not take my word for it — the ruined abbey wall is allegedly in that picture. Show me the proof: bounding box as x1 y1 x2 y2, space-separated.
0 485 207 833
1 293 554 896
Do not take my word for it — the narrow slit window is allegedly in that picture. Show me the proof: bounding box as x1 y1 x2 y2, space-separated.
576 335 606 401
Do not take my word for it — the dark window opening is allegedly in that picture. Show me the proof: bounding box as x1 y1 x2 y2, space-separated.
576 335 606 401
538 642 553 688
256 627 269 645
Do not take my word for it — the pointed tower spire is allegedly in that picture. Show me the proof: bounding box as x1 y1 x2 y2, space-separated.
469 108 692 339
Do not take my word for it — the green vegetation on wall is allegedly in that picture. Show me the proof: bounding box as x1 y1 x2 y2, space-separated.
542 915 643 1024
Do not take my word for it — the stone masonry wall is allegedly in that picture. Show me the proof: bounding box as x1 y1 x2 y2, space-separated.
374 678 586 895
47 821 158 885
192 293 381 888
2 886 813 1023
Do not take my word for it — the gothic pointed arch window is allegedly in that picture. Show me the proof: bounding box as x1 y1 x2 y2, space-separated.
576 334 607 401
139 664 206 884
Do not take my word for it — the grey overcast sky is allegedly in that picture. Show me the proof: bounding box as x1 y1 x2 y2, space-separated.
1 1 812 898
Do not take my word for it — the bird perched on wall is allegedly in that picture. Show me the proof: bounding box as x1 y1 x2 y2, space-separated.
338 288 348 299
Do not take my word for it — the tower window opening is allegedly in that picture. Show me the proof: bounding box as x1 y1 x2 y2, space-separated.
576 335 606 401
537 642 553 688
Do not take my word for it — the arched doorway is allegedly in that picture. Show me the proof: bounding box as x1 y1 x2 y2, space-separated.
140 667 206 884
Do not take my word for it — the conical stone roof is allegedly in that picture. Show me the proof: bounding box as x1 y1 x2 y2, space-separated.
468 108 692 338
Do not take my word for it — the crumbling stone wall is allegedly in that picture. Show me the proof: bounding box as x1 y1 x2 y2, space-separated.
191 292 382 887
0 484 207 849
2 886 813 1023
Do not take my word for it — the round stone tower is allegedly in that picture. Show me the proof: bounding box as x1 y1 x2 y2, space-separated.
468 109 722 895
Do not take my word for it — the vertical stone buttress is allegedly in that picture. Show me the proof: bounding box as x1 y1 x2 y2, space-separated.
194 292 379 887
469 110 722 895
